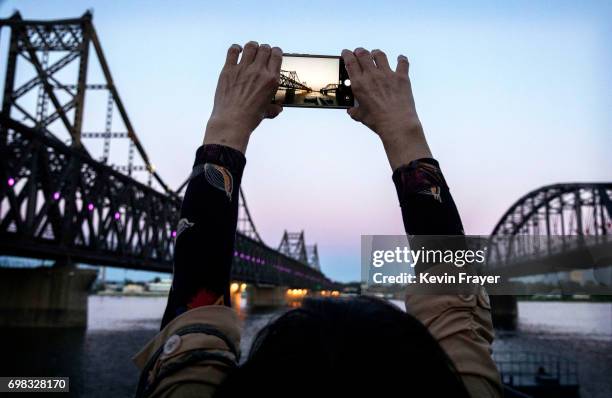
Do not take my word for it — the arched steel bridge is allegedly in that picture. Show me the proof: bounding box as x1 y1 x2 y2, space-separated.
487 183 612 277
320 84 339 95
0 13 334 290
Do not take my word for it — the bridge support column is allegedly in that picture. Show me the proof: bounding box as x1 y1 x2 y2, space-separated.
0 265 97 328
490 295 518 330
246 285 288 309
285 89 295 104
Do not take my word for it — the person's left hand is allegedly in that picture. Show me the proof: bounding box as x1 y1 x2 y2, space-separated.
204 41 283 153
341 48 431 170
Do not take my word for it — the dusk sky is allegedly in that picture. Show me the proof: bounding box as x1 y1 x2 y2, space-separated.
1 1 610 282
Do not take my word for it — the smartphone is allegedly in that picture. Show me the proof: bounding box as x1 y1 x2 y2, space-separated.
273 53 354 109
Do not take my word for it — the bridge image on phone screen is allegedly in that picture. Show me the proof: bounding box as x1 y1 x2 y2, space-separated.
274 54 354 108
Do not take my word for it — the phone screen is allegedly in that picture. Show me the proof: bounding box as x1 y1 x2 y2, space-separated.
273 54 354 108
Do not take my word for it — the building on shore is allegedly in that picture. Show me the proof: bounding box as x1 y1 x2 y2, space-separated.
146 279 172 294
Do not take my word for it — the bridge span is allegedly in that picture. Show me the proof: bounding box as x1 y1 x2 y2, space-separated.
0 12 334 290
487 182 612 278
0 13 337 326
1 13 610 329
485 182 612 328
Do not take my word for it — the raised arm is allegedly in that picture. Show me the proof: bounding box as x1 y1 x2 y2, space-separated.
134 42 283 398
161 41 283 327
342 48 502 397
341 47 463 235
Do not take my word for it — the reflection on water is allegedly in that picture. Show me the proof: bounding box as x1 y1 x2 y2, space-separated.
392 300 612 341
498 302 612 398
1 297 611 397
88 296 166 331
517 301 612 340
275 89 337 106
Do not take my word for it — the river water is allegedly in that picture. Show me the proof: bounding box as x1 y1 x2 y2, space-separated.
2 297 611 397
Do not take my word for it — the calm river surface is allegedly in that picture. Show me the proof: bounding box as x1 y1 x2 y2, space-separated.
2 297 611 397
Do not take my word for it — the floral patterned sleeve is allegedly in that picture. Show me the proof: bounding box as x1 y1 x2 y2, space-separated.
392 158 464 236
160 144 246 328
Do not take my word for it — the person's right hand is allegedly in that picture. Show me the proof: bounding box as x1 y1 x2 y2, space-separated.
341 48 432 170
204 41 283 154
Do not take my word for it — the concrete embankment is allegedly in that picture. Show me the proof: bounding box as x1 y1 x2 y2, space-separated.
0 266 97 328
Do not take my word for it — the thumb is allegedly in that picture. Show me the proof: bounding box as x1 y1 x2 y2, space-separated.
264 104 283 119
347 106 364 122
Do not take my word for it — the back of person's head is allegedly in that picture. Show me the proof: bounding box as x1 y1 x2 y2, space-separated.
216 296 469 397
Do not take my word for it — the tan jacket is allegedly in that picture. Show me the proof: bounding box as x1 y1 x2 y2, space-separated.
134 291 502 397
406 289 502 397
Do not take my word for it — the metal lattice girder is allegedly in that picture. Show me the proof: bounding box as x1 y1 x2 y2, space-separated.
81 132 128 139
491 183 612 237
24 22 84 51
0 12 171 193
237 188 263 242
13 52 80 99
234 234 331 288
0 13 335 289
306 244 320 271
486 183 612 276
279 70 311 91
320 84 338 95
278 230 322 270
0 118 334 288
0 117 179 270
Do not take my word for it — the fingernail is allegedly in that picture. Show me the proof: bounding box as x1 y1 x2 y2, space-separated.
355 47 366 54
398 54 408 61
261 43 270 49
372 49 380 53
272 46 282 53
231 44 242 51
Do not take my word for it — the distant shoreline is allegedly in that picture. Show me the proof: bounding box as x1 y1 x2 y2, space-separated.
516 295 612 302
93 291 169 297
90 291 612 302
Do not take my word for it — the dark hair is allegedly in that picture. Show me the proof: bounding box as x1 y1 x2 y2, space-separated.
216 296 469 397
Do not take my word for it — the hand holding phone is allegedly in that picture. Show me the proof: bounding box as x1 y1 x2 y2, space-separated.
341 48 432 170
204 42 283 153
273 54 354 108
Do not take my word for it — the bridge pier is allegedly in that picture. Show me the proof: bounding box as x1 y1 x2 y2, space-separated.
490 295 518 330
246 285 290 309
285 89 295 104
0 265 97 328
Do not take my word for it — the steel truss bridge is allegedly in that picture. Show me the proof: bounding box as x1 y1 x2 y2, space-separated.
487 183 612 278
320 84 339 95
0 13 334 290
1 13 610 290
278 70 311 92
